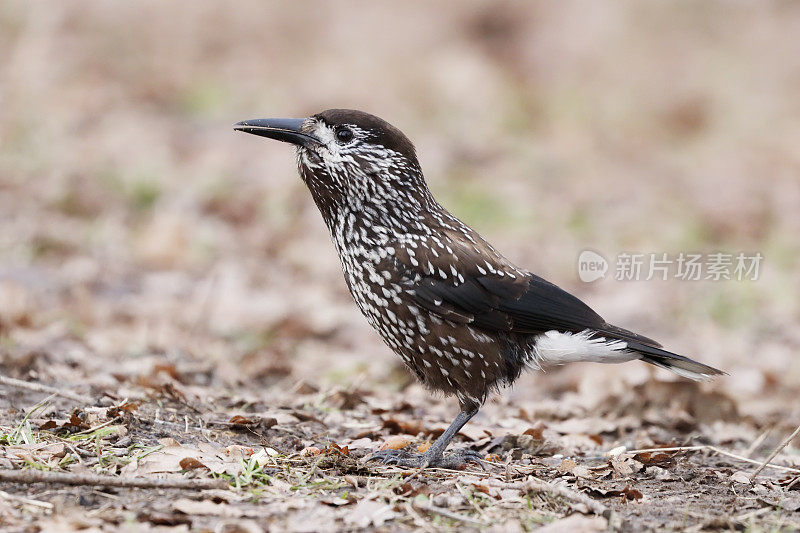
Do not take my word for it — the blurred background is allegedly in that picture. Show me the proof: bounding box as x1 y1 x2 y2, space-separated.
1 1 798 419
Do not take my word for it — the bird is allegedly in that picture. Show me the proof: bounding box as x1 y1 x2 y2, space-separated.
234 109 724 469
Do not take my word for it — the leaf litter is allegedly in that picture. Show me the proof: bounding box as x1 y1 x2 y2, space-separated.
2 371 799 531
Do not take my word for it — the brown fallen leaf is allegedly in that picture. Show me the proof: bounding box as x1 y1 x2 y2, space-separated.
301 446 321 457
381 435 413 451
173 498 244 518
471 483 491 496
523 426 545 439
417 441 432 453
382 418 422 435
107 401 140 418
633 451 674 466
229 415 257 426
588 434 603 446
619 485 643 501
393 482 429 497
324 443 349 456
179 457 208 471
344 499 399 528
152 363 180 381
558 458 578 474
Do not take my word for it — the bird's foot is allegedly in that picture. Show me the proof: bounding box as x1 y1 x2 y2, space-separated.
366 447 484 470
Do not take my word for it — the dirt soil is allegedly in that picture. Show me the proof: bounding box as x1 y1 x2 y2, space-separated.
1 354 799 531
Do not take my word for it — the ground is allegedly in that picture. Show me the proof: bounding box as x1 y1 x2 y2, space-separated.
1 365 799 531
1 2 800 532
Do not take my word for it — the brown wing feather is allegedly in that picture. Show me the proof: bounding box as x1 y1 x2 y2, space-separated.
390 228 633 338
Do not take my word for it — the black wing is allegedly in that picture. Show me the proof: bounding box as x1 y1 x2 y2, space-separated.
410 270 606 334
392 230 660 346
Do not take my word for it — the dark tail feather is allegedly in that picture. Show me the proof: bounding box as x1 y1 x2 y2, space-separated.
594 323 724 381
625 340 725 381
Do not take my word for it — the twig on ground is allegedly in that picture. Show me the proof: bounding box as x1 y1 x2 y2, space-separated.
732 507 772 523
706 446 800 475
455 482 491 522
0 489 54 510
616 445 706 454
0 469 228 490
63 442 87 462
621 445 800 475
0 375 93 404
403 460 430 484
486 476 607 516
414 501 486 526
744 428 771 458
72 417 121 436
404 502 438 533
749 423 800 483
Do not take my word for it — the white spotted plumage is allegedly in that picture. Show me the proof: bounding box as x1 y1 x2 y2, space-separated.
285 110 720 410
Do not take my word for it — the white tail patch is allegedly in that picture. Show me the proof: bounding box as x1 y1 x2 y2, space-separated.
533 330 637 366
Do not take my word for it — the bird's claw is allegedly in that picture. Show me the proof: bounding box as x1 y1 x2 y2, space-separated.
366 448 485 470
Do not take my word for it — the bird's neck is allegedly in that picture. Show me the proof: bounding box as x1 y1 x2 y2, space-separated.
300 164 440 244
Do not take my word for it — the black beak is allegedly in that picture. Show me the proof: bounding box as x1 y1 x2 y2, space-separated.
233 118 319 147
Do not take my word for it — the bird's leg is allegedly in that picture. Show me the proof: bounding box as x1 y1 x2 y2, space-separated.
367 408 483 469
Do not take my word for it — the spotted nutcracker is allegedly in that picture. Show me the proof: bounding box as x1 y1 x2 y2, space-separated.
234 109 723 469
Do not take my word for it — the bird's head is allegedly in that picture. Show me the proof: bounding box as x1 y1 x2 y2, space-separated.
235 109 428 217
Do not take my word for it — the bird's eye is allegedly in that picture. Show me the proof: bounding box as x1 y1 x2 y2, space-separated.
335 127 354 143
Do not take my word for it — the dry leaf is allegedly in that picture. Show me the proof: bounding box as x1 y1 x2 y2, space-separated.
344 499 398 528
610 455 642 477
173 498 244 518
730 471 751 484
301 446 321 457
558 458 578 473
379 435 414 450
523 426 545 439
393 482 429 497
537 515 608 532
229 415 257 426
321 494 357 506
318 443 349 456
179 457 208 470
382 417 422 435
380 435 413 451
619 486 643 501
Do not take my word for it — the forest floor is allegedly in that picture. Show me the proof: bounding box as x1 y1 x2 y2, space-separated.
1 345 799 531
